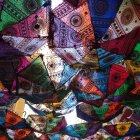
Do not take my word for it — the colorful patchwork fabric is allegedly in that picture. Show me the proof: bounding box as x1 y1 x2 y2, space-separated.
0 0 140 139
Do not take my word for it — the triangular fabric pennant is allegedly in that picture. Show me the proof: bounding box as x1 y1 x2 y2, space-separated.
38 46 65 88
70 71 104 97
69 123 88 138
26 115 47 132
48 134 61 140
73 90 103 105
53 0 95 43
51 15 89 48
89 67 110 95
5 110 23 128
61 122 102 138
93 105 109 120
18 56 55 90
54 47 90 65
101 0 140 41
119 107 133 122
53 90 77 116
104 122 138 137
45 117 67 133
2 36 47 55
88 0 122 40
16 76 54 104
76 103 98 122
54 90 77 110
15 128 31 140
103 125 119 137
107 64 129 95
71 49 99 69
97 48 125 69
58 64 79 88
108 76 134 102
103 102 124 122
26 101 52 116
61 125 81 138
61 123 88 138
